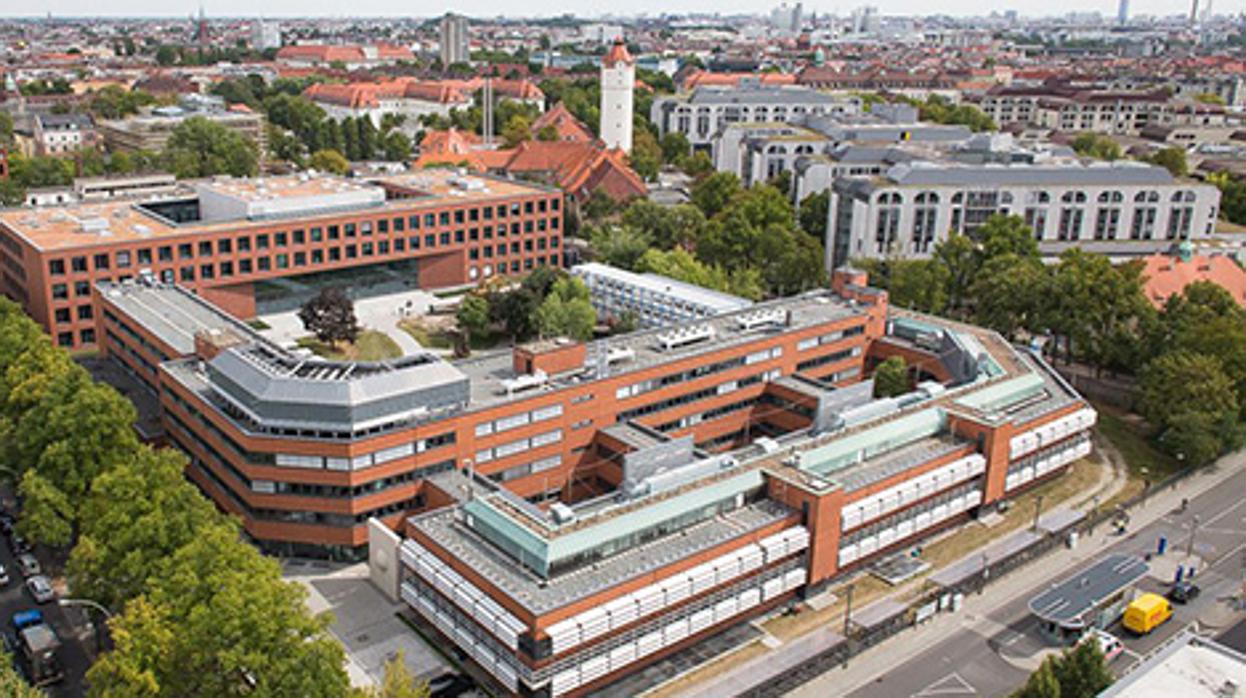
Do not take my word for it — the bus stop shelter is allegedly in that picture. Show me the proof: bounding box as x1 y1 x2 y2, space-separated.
1028 553 1148 643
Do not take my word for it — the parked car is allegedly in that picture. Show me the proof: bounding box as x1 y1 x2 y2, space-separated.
25 576 54 604
7 534 30 555
15 554 39 578
1083 629 1124 661
1168 581 1201 604
429 672 476 698
0 563 9 587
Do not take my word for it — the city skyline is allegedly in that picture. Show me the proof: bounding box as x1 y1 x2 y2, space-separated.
1 0 1242 21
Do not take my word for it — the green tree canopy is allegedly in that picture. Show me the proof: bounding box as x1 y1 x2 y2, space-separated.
873 356 909 398
164 116 258 178
309 148 351 175
534 276 596 340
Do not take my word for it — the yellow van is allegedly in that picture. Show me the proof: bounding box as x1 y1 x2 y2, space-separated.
1123 593 1172 635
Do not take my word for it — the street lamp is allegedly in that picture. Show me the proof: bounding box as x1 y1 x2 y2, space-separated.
1187 514 1201 557
58 598 112 655
1032 494 1045 532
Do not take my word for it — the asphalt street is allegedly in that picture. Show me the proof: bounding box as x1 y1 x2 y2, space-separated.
841 467 1246 698
0 510 92 696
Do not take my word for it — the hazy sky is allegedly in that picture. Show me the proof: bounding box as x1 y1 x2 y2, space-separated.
7 0 1243 21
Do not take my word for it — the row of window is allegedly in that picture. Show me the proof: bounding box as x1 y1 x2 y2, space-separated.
48 223 562 278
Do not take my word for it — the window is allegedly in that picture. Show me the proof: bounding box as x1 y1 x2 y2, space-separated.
74 281 90 297
218 238 232 254
875 192 902 254
54 308 70 323
116 251 131 268
77 304 93 320
200 264 214 280
220 261 234 277
238 236 251 252
71 256 87 272
180 267 195 282
94 254 110 270
49 259 65 276
198 241 212 256
275 232 288 247
137 248 152 265
57 332 73 347
257 234 270 249
378 219 388 233
158 246 173 262
912 191 938 253
310 227 323 242
179 244 193 260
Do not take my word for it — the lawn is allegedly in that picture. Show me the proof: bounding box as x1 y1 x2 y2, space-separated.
296 330 403 362
1093 402 1182 481
399 318 506 352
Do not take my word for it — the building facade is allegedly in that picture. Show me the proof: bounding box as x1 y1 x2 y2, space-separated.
0 170 562 350
651 84 861 150
825 161 1220 268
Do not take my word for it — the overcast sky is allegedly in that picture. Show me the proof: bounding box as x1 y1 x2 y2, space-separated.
6 0 1242 22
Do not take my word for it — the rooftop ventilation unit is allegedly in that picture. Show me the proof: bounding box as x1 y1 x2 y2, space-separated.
549 502 576 525
735 308 787 332
78 217 111 234
656 325 715 352
500 370 548 396
605 346 635 364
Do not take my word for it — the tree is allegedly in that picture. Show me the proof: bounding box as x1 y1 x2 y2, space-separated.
86 525 351 698
589 224 651 269
68 447 222 612
1139 350 1239 463
0 112 13 147
89 85 155 119
11 369 141 547
798 191 829 240
873 356 909 398
581 189 619 223
501 114 532 148
455 294 490 347
382 131 412 161
879 259 951 314
681 151 713 179
619 199 705 249
1146 147 1188 178
309 148 351 175
164 116 258 178
1071 132 1122 161
534 277 596 340
636 248 764 300
970 254 1049 339
298 287 360 346
0 651 43 697
660 132 691 163
536 125 559 141
629 128 662 181
930 233 979 317
1013 655 1062 698
361 650 429 698
691 172 742 217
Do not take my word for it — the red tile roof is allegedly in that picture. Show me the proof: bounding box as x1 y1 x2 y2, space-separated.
1142 252 1246 308
604 39 634 68
531 103 595 143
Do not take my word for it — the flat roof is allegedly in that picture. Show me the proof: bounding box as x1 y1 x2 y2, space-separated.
0 170 553 252
1028 554 1148 627
1100 631 1246 698
410 497 791 615
571 262 753 314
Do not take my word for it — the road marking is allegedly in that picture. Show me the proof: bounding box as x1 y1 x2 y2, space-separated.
913 672 976 696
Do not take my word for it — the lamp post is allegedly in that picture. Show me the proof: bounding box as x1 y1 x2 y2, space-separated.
1032 494 1045 532
1187 514 1201 557
58 598 112 655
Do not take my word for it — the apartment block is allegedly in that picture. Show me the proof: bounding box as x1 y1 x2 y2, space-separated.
649 83 862 149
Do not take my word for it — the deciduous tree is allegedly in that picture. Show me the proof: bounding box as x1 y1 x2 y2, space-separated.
299 287 360 346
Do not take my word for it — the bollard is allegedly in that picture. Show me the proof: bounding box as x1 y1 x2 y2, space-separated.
1175 565 1184 584
1158 536 1168 556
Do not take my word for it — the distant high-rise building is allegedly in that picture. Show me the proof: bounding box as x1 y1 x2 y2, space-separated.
251 20 281 51
1117 0 1129 24
1189 0 1199 24
439 13 469 66
769 2 802 34
599 38 635 153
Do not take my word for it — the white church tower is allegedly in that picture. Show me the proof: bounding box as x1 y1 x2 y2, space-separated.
599 38 635 153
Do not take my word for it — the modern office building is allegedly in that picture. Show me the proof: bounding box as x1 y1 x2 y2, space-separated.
0 170 562 350
251 20 282 51
825 160 1220 267
650 83 861 150
971 85 1228 135
96 264 1096 694
440 14 471 66
571 262 752 328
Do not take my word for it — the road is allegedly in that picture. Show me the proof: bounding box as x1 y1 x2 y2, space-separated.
0 510 93 696
827 466 1246 698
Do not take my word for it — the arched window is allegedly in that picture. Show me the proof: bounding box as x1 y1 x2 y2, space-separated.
912 191 939 253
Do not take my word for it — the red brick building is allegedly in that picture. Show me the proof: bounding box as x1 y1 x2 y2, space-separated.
0 170 562 350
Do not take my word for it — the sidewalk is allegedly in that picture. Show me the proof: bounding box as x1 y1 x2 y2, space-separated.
789 450 1246 697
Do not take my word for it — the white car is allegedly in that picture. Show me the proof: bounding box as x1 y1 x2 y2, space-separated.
16 553 40 577
1083 629 1124 661
0 563 8 586
25 575 54 604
